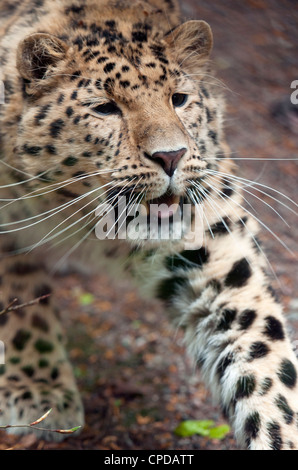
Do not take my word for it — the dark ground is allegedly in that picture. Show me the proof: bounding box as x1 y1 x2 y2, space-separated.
1 0 298 451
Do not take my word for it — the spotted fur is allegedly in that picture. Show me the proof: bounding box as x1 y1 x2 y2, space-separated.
0 0 297 449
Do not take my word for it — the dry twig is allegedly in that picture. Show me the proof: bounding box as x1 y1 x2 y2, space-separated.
0 294 51 316
0 408 81 435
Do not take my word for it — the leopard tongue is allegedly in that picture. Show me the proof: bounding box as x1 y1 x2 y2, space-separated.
145 194 180 219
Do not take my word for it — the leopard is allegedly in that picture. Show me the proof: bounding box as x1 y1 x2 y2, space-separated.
0 0 297 451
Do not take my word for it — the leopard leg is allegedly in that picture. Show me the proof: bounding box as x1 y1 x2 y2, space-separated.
182 280 298 450
137 216 298 450
0 246 84 440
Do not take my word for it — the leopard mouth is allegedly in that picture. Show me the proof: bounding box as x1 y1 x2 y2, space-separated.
142 193 183 219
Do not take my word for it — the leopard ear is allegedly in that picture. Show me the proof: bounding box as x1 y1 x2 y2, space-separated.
164 20 213 71
17 33 68 89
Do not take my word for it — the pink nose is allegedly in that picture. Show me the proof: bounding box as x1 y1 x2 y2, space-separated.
146 148 187 177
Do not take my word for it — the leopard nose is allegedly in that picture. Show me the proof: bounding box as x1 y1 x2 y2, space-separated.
146 148 187 177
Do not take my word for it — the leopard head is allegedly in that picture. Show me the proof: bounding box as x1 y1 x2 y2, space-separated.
14 15 223 246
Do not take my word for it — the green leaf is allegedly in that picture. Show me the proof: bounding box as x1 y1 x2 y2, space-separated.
56 425 82 434
208 424 230 440
79 293 95 306
131 320 141 329
68 426 82 433
174 420 230 440
174 420 215 437
73 366 87 378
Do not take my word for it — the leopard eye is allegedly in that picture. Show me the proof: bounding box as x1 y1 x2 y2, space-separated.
92 102 120 116
172 93 188 108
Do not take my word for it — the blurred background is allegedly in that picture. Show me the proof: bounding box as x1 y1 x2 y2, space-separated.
1 0 297 451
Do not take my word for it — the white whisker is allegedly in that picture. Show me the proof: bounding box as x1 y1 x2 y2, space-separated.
197 176 297 258
205 168 298 214
27 180 122 252
204 173 292 228
0 179 116 234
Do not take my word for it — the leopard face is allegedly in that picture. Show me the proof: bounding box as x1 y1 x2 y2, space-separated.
8 14 223 245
